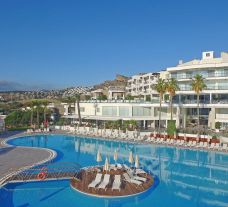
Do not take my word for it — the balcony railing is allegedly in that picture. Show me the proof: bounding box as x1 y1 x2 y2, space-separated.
211 100 228 104
171 71 228 80
216 114 228 119
179 86 228 91
180 100 210 104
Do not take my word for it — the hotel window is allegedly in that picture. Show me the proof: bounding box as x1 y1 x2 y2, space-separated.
96 108 100 113
80 107 85 112
119 106 130 116
154 107 167 116
102 106 117 116
133 107 151 116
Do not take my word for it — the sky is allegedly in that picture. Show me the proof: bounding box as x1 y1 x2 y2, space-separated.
0 0 228 90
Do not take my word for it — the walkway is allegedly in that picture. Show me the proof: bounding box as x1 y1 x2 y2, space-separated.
0 131 55 185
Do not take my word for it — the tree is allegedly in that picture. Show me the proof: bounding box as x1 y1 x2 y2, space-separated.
191 74 206 134
42 99 49 124
75 94 82 126
66 94 82 126
154 78 167 132
166 78 179 121
24 101 34 127
32 100 42 128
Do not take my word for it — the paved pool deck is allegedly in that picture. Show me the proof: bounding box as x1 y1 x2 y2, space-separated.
0 131 56 185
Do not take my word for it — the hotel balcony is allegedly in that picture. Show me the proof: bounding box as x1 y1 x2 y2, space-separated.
171 71 228 80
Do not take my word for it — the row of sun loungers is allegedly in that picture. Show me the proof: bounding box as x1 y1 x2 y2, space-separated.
26 128 50 133
88 173 120 191
57 126 228 152
88 165 147 191
145 136 228 151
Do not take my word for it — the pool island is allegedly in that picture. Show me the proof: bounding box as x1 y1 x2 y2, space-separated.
70 165 154 197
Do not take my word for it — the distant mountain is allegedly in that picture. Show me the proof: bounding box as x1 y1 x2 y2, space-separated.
93 74 129 90
0 81 26 91
0 80 45 92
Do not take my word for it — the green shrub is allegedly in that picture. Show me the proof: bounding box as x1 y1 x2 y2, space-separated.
215 122 221 130
97 95 107 100
84 95 91 101
7 126 30 131
55 118 65 126
212 135 217 139
125 95 134 101
164 94 169 102
123 120 137 130
145 95 151 102
167 120 176 135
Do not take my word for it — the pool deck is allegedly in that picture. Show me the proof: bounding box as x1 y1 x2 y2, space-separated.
0 131 56 185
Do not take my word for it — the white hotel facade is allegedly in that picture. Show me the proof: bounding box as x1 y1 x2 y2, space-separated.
63 51 228 130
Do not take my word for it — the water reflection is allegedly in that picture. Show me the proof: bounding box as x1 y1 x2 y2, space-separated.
7 135 228 207
73 136 228 206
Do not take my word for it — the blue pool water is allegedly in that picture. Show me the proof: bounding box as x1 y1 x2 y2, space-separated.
0 134 228 207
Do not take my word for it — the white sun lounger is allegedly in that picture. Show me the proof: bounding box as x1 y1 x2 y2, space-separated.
222 143 227 151
199 142 204 148
160 138 164 143
88 173 103 189
203 142 208 148
97 174 110 190
192 141 197 147
187 141 192 147
214 143 220 150
135 168 147 175
170 139 174 144
176 139 180 145
123 173 142 185
222 143 227 150
178 140 183 146
165 139 170 144
117 164 122 169
127 171 147 182
209 143 215 149
123 164 131 171
180 140 185 146
156 138 161 143
112 175 121 191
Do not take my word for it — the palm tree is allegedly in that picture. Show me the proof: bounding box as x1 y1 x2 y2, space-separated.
24 101 35 128
32 100 42 128
154 78 167 132
66 94 82 126
42 99 49 124
191 74 207 134
75 94 82 126
166 78 179 120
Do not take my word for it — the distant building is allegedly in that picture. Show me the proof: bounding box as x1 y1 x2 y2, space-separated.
126 72 160 97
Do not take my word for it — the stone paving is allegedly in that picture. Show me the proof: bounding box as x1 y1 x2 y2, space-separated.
0 131 54 183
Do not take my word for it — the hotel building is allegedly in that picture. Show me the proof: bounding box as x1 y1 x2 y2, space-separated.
63 51 228 130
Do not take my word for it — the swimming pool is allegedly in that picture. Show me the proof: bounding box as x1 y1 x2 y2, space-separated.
0 134 228 207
